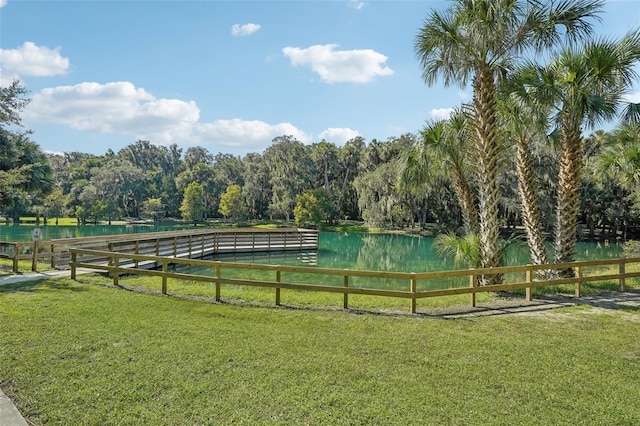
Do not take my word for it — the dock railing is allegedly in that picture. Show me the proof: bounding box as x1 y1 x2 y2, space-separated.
69 248 640 313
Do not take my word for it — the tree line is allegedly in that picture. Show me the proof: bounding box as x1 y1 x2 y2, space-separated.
1 0 640 282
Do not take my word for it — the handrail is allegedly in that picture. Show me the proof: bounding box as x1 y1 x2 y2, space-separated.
69 248 640 314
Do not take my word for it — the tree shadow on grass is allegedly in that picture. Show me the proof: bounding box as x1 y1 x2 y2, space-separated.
0 279 89 294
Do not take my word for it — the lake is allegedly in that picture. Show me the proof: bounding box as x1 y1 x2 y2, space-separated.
0 224 622 273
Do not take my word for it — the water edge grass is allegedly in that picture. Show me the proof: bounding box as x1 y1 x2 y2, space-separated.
1 276 639 425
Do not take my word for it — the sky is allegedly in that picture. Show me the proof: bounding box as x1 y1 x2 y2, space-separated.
1 0 640 157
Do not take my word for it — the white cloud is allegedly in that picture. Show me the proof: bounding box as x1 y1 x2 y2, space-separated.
0 41 70 84
318 127 360 145
194 119 311 150
231 23 261 37
282 44 393 84
623 91 640 103
348 0 365 10
430 108 455 120
0 1 7 8
23 81 311 152
25 81 199 143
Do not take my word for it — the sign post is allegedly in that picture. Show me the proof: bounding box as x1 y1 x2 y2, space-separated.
31 227 41 272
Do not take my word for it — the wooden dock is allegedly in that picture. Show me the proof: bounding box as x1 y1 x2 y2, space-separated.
1 228 319 272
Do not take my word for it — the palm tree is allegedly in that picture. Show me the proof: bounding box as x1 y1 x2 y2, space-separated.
414 0 602 283
399 111 479 234
542 32 640 270
498 81 551 267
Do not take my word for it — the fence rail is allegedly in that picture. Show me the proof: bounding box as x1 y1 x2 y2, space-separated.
69 248 640 313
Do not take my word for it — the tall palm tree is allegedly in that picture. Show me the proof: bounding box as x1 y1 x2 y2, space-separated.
543 32 640 269
498 81 551 267
414 0 602 283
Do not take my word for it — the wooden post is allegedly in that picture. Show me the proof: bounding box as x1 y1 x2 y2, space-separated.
575 266 581 298
469 273 476 307
70 251 77 280
31 240 39 272
215 264 221 302
525 269 533 302
343 274 349 309
162 260 168 295
134 241 139 268
11 244 18 273
275 269 282 306
50 243 56 268
155 239 160 269
188 235 193 259
173 237 177 257
410 273 417 314
113 255 119 286
619 261 626 293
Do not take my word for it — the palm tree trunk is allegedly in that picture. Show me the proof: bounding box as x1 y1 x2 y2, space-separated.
515 137 549 267
451 168 479 235
554 121 582 276
472 67 502 285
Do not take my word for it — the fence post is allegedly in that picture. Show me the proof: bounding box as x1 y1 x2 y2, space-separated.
619 261 626 293
113 255 119 286
162 260 168 295
469 273 476 307
575 266 582 298
525 268 533 302
70 251 77 280
50 243 56 268
410 273 417 314
275 268 282 306
215 264 221 302
343 273 349 309
12 244 18 273
31 240 39 272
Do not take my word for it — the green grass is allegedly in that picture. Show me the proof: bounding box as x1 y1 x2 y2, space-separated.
1 277 639 425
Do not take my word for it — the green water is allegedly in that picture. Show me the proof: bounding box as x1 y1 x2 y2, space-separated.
1 225 622 269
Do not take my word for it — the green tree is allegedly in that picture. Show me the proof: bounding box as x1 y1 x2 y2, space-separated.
414 0 602 283
263 136 314 222
180 181 205 225
218 184 246 223
44 188 68 225
241 152 270 219
1 80 30 127
141 197 164 222
294 189 331 226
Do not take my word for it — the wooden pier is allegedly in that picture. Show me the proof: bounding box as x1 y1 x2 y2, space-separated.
1 228 319 272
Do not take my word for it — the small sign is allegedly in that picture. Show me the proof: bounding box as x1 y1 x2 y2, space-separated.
32 227 41 241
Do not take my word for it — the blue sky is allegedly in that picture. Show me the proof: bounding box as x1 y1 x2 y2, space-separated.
1 0 639 156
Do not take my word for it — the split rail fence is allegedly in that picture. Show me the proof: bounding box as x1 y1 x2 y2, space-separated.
69 248 640 313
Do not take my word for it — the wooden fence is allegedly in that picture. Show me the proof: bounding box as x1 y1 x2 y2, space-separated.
69 248 640 313
0 228 319 272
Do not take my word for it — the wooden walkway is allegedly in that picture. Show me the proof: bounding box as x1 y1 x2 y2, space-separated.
1 228 319 272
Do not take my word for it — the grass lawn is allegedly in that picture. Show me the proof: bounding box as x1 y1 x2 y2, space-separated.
1 276 639 425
